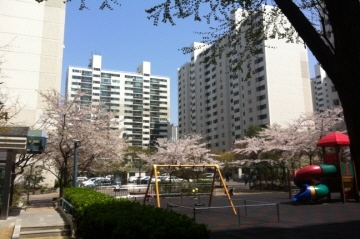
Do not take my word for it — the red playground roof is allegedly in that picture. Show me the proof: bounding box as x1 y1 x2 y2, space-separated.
317 132 350 147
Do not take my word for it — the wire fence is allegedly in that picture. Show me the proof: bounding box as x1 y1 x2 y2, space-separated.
167 198 280 227
91 184 279 227
90 183 214 200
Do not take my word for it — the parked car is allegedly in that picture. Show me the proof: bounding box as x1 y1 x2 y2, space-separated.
82 177 104 187
77 177 88 183
153 176 166 182
140 176 151 184
83 178 120 188
94 178 112 186
128 176 141 183
162 176 184 183
202 173 214 180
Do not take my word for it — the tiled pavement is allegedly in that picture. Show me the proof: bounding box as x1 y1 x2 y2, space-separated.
1 189 360 239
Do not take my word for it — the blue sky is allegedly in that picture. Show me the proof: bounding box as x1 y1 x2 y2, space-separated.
61 1 317 125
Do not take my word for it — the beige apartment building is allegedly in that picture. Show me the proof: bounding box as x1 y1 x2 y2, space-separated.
0 0 66 127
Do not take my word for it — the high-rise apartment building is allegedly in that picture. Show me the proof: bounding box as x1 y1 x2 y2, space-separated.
310 8 341 113
310 64 340 112
66 55 170 147
178 6 313 152
0 0 66 126
168 124 178 142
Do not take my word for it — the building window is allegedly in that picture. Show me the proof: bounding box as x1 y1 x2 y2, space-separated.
255 76 265 82
256 85 265 92
254 57 263 64
333 99 340 106
254 66 264 73
256 95 266 101
257 104 267 110
258 114 267 120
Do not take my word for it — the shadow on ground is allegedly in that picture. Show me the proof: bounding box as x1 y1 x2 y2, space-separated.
210 220 360 239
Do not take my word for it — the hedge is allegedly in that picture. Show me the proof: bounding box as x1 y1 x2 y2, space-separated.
63 188 210 239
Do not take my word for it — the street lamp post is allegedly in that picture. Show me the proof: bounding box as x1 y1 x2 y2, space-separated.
73 140 80 187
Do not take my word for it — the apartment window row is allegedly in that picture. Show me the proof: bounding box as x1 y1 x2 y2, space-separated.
254 57 263 64
256 85 265 92
256 94 266 101
101 73 120 78
257 104 266 110
254 66 264 73
255 75 265 82
258 114 267 120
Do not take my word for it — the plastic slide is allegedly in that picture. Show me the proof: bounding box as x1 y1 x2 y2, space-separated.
293 164 337 202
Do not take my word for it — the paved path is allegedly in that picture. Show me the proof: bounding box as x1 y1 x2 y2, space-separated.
0 193 66 239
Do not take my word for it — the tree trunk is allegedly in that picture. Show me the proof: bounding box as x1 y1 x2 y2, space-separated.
325 0 360 187
274 0 360 188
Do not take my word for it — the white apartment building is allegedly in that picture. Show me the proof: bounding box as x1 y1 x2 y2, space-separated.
168 123 178 142
310 9 340 112
0 0 66 126
178 6 313 152
310 64 340 112
66 55 170 148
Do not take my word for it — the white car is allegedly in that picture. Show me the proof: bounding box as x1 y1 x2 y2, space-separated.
202 173 214 180
82 177 104 187
128 176 141 183
162 176 184 182
77 177 88 183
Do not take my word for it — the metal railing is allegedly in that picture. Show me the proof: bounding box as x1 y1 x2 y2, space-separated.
56 198 76 237
57 198 75 219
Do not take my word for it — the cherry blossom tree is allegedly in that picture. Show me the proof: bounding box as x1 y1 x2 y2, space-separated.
151 134 217 165
138 134 218 181
125 146 156 181
36 90 127 196
233 107 345 167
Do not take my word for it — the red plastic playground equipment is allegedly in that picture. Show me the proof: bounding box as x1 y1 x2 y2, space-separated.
293 132 359 203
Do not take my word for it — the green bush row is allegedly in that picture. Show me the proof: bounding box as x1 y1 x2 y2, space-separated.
63 188 210 239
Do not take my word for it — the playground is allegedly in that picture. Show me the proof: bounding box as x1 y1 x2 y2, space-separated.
292 132 359 203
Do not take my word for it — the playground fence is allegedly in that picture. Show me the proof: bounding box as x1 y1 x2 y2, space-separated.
167 198 280 226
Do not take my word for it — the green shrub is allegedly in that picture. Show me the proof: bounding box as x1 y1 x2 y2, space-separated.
63 188 210 239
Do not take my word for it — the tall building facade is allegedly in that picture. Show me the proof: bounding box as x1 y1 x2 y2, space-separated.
310 9 340 112
168 124 178 142
0 0 66 126
178 7 313 152
66 55 170 147
310 64 340 112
